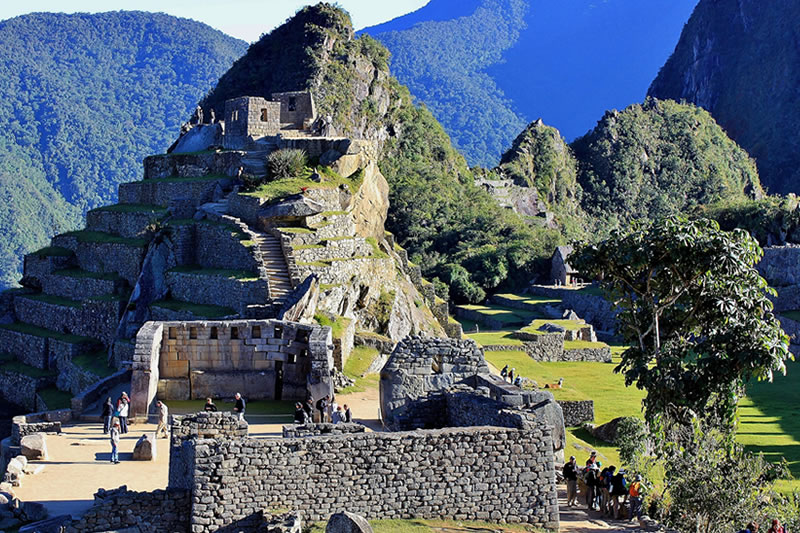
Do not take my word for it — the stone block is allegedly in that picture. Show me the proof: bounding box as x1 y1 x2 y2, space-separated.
20 434 48 461
133 433 157 460
325 511 373 533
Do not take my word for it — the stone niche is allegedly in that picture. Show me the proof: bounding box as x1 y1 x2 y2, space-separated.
130 320 334 418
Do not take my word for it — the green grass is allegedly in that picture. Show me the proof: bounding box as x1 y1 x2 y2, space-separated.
494 293 562 306
0 353 57 378
293 244 324 250
166 399 294 417
739 359 800 493
466 329 523 347
91 203 168 215
338 346 381 394
30 246 72 258
366 237 389 259
277 227 314 234
151 299 236 318
578 285 605 296
20 293 82 308
72 351 116 378
456 304 543 325
54 268 120 281
168 265 258 281
241 166 363 202
520 318 587 334
296 260 329 268
62 230 149 247
564 339 609 350
314 313 351 340
0 322 97 345
37 387 72 410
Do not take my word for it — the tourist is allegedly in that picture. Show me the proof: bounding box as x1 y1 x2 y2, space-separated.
513 375 522 387
109 421 121 464
316 395 329 423
294 402 307 424
155 401 169 439
304 398 314 421
563 455 578 506
611 468 627 519
233 393 246 421
586 450 597 466
767 520 784 533
600 465 614 515
332 405 344 424
343 404 352 423
117 393 129 434
584 463 599 511
742 523 760 533
328 396 339 423
628 474 643 520
102 397 113 434
509 368 515 383
500 365 509 381
204 398 218 412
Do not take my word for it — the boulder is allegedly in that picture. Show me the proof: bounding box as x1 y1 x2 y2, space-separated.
325 511 373 533
538 322 566 333
132 433 156 460
169 124 222 154
4 457 26 485
526 390 567 454
259 194 324 219
20 433 48 460
589 416 628 444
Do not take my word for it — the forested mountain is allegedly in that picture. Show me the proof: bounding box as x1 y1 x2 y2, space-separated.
648 0 800 195
200 4 562 303
572 98 762 226
364 0 697 167
0 12 247 288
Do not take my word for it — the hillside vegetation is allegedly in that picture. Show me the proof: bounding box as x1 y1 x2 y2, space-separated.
649 0 800 195
200 3 562 303
0 11 247 288
571 98 762 226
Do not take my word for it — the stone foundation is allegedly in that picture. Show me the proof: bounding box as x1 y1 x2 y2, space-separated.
558 400 595 426
281 422 366 438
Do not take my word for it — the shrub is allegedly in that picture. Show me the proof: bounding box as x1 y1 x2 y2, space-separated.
267 149 307 179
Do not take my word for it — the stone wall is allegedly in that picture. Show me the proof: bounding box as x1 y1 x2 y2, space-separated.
186 426 558 530
62 487 191 533
446 386 535 430
272 91 315 128
525 287 617 333
55 354 104 396
194 222 260 272
71 369 131 416
11 409 70 445
143 151 244 180
517 332 565 362
562 347 612 363
778 313 800 344
118 177 231 210
169 412 249 491
0 328 48 369
297 257 395 289
86 208 163 239
281 422 366 438
39 271 124 301
50 234 147 287
165 271 269 316
292 238 373 263
454 306 511 330
131 320 334 415
558 400 594 426
13 295 123 345
223 97 280 149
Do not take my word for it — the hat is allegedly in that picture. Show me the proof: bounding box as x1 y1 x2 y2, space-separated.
569 455 575 460
590 451 597 455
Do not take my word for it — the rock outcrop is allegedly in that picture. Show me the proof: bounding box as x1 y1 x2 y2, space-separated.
326 511 373 533
133 433 156 460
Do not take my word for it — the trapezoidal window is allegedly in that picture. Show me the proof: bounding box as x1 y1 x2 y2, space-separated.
288 96 297 112
260 108 269 122
232 110 239 121
251 326 261 338
231 327 239 340
210 327 218 340
168 327 177 340
189 327 197 340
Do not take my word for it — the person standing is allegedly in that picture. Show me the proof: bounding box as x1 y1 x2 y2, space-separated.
328 396 338 424
101 397 113 434
611 469 627 519
294 402 307 424
155 401 169 439
204 398 218 412
316 395 329 423
628 474 643 520
343 404 352 423
303 398 314 422
117 394 129 434
767 520 784 533
563 456 579 507
584 464 599 511
109 421 121 464
508 368 515 383
500 365 509 381
233 393 246 421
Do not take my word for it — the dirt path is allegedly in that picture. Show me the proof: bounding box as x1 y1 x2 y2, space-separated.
556 485 641 533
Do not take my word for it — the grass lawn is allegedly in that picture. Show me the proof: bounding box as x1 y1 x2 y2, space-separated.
62 230 149 247
456 304 542 326
37 387 72 410
72 351 116 378
339 346 381 394
241 166 364 203
307 519 542 532
520 318 587 334
166 399 294 417
466 329 523 347
739 359 800 492
0 353 57 379
151 298 236 318
0 322 97 345
314 313 352 340
494 293 562 306
168 265 258 281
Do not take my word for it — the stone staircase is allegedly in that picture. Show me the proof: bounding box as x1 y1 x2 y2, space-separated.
241 143 274 177
254 233 293 303
198 193 231 218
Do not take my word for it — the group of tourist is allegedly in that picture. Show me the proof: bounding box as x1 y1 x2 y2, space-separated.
741 520 786 533
562 452 643 520
101 391 131 465
294 395 352 425
500 365 524 387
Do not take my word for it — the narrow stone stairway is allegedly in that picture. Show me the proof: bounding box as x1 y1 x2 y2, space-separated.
198 193 230 218
253 233 293 302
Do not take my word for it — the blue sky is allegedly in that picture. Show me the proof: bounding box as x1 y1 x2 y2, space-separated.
0 1 429 42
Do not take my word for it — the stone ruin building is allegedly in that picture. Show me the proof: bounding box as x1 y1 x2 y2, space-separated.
379 336 568 461
551 245 578 286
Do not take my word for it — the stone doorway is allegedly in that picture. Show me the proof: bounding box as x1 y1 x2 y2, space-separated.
274 360 284 400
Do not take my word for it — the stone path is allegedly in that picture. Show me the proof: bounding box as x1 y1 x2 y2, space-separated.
253 232 293 302
557 485 641 533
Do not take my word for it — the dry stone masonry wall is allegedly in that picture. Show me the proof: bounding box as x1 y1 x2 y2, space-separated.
558 400 595 426
187 426 559 531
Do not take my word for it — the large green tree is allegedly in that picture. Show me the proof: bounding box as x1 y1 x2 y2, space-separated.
573 217 791 425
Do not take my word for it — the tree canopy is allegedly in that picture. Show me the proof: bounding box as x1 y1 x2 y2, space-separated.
573 217 791 425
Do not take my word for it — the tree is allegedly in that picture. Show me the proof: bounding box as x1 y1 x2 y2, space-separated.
572 217 791 426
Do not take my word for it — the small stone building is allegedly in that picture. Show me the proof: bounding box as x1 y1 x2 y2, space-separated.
551 245 578 286
222 92 316 149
